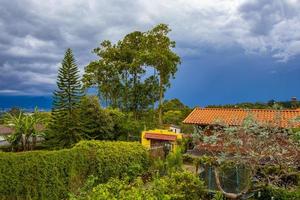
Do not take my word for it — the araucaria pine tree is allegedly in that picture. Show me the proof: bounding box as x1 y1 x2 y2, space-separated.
47 48 83 148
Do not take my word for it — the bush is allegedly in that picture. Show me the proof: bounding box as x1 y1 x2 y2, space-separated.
182 154 195 164
0 140 149 200
78 96 114 140
166 148 183 173
256 186 300 200
80 171 206 200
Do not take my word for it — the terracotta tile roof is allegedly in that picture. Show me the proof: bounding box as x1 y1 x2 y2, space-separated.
0 124 45 135
0 125 13 135
144 133 177 141
183 107 300 128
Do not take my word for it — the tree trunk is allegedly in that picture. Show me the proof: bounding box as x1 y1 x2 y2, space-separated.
158 74 163 126
21 134 26 151
32 136 37 150
124 70 129 112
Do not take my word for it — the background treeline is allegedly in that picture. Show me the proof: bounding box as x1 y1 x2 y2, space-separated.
207 99 300 109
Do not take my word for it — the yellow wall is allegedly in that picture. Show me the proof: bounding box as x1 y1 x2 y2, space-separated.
141 129 182 151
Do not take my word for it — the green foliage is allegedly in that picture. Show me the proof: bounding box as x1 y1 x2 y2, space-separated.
8 107 23 116
46 48 83 148
76 171 205 200
161 98 192 132
212 192 224 200
0 108 22 124
163 110 184 125
83 29 160 114
33 111 51 126
292 131 300 143
69 175 99 200
207 99 300 110
148 148 183 177
291 127 300 144
182 153 195 164
0 141 149 200
162 98 190 114
143 24 181 125
256 186 300 200
4 108 44 151
83 24 180 125
166 148 183 173
104 108 158 141
78 96 114 140
150 158 166 177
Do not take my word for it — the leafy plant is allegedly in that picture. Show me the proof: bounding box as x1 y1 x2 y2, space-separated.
166 148 183 173
4 108 44 151
0 141 149 199
75 171 205 200
256 186 300 200
212 192 224 200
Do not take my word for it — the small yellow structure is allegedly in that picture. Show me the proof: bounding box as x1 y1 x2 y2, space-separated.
141 129 182 151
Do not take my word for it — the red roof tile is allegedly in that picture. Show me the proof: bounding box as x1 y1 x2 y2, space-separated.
0 124 45 135
0 125 13 135
144 133 177 141
183 107 300 128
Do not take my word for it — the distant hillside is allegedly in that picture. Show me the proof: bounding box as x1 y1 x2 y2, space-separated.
207 99 300 110
0 96 52 111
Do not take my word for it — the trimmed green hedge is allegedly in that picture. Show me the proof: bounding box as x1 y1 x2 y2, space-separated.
0 141 149 200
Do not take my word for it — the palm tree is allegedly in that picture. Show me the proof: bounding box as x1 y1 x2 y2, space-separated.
4 112 23 151
4 108 43 151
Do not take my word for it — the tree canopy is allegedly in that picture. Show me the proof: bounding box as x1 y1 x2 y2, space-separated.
83 24 180 123
46 48 83 148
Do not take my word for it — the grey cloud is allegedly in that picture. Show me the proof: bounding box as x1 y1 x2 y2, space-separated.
0 0 151 95
239 0 298 36
0 0 300 95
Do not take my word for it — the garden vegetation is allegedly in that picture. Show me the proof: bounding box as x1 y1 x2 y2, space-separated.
0 141 149 199
0 23 299 200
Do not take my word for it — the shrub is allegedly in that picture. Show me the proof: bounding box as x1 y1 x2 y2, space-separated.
80 171 206 200
256 186 300 200
182 153 194 164
166 148 183 173
78 96 114 140
0 140 149 200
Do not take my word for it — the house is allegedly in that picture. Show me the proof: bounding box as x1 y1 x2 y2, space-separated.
0 125 13 147
183 107 300 193
141 129 182 151
182 107 300 154
183 107 300 128
0 124 45 147
169 124 181 133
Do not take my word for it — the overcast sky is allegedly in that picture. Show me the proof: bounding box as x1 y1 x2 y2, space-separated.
0 0 300 107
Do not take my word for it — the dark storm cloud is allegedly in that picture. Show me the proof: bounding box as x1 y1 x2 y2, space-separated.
0 0 159 95
239 0 297 35
0 0 300 96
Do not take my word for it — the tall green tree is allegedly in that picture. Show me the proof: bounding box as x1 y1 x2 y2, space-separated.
143 24 181 125
83 31 160 117
46 48 83 148
83 41 123 108
119 31 145 113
